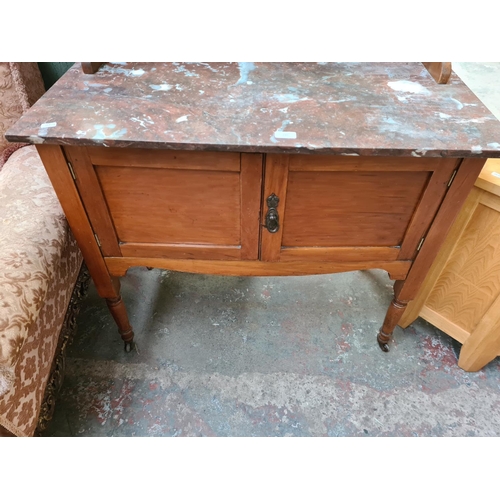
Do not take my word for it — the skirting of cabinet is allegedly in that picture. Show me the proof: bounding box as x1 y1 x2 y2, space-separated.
105 257 413 279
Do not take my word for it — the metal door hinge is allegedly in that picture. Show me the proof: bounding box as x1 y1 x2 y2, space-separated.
447 169 458 188
67 161 76 180
417 237 425 252
94 233 101 248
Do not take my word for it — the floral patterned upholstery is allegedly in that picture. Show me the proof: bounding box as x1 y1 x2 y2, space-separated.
0 64 83 436
0 146 83 435
0 63 45 168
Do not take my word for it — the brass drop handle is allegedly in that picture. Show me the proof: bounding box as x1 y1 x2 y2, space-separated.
265 193 280 233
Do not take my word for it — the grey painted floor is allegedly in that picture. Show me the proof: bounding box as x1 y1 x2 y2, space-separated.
42 63 500 437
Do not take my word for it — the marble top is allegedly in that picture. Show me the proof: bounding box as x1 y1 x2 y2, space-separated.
6 62 500 158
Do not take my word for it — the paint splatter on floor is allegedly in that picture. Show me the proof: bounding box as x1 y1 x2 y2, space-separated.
42 268 500 437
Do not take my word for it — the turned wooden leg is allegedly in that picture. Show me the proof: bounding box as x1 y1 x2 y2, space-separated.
377 298 409 352
398 301 421 329
35 146 138 354
106 295 135 352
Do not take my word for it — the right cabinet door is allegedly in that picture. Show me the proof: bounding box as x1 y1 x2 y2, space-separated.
260 154 460 264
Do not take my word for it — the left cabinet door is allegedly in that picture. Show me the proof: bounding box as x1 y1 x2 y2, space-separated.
64 147 263 261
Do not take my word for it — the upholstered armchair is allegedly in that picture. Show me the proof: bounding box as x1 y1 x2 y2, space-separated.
0 62 88 436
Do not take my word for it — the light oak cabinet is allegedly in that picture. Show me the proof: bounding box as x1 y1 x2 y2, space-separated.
400 159 500 371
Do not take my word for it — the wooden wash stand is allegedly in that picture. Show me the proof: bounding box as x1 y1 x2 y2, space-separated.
7 62 500 356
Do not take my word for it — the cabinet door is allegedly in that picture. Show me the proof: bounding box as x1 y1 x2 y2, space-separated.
65 147 262 261
260 154 460 263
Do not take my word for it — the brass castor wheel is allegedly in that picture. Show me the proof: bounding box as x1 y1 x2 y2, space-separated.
124 340 135 353
377 339 389 352
377 331 390 352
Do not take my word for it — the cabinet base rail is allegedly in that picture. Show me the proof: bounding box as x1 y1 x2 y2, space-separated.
105 257 412 280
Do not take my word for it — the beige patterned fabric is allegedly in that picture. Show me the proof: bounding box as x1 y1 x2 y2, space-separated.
0 65 81 436
0 63 45 168
0 146 82 401
0 227 81 436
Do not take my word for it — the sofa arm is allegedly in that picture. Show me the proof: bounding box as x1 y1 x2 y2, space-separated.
0 63 46 169
0 146 69 396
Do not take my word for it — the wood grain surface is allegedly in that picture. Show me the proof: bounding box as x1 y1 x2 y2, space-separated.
65 147 122 257
282 170 430 247
36 145 120 298
260 155 289 262
96 166 241 246
394 158 486 303
426 199 500 332
397 158 500 371
105 257 412 278
88 148 241 171
476 158 500 197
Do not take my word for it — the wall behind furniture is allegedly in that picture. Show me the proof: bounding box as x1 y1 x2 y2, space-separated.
37 62 74 89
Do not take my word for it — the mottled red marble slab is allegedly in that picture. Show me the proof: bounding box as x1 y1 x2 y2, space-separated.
6 62 500 157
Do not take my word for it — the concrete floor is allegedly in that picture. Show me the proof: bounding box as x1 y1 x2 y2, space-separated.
42 63 500 437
